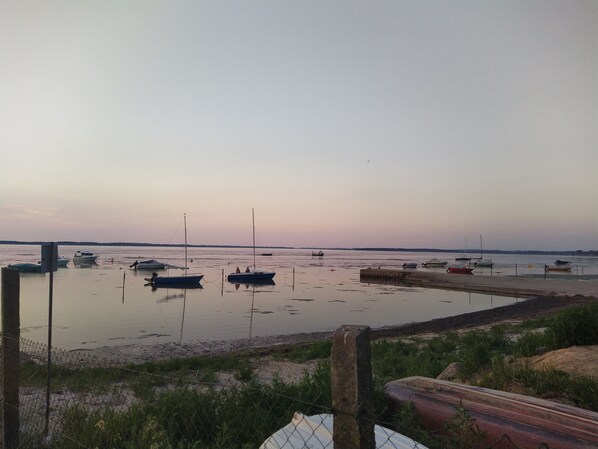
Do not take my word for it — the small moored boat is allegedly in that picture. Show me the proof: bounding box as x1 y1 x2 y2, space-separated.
228 270 276 284
402 262 418 269
130 259 166 270
73 251 98 262
474 259 494 268
422 258 447 268
7 263 42 273
145 214 203 288
554 259 571 266
228 209 276 285
311 251 324 257
545 264 572 272
447 265 474 274
146 272 203 287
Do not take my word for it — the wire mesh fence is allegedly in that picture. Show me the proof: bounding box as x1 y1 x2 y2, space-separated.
0 336 558 449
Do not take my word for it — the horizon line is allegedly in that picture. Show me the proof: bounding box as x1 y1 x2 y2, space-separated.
0 240 594 256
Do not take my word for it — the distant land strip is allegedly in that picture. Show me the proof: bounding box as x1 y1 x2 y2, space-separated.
0 240 595 256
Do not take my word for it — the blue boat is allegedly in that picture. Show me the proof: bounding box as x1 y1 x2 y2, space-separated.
144 214 203 288
7 263 42 273
228 208 276 285
148 273 204 287
228 270 276 284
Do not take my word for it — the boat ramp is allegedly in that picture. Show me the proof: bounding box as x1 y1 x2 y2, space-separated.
360 268 598 299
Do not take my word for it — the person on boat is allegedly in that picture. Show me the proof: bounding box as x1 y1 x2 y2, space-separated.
236 267 240 273
245 267 250 272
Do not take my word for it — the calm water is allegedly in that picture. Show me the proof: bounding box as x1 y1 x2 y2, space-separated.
1 244 596 350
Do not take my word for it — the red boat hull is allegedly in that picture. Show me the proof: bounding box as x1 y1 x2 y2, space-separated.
386 377 598 449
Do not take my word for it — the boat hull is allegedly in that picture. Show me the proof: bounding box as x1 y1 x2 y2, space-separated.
74 251 98 261
386 377 598 449
132 260 166 270
150 275 204 287
7 263 42 273
228 272 276 283
545 265 572 272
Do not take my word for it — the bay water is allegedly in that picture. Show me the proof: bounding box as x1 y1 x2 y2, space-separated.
1 244 595 350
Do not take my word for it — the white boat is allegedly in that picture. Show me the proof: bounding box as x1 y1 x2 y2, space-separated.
130 259 166 270
259 412 429 449
73 251 98 262
146 214 203 288
422 258 447 268
228 209 276 284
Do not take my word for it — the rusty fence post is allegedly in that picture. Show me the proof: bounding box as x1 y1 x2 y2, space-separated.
331 325 375 449
2 267 20 449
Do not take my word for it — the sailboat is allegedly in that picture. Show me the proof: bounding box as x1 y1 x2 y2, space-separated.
455 237 471 261
474 234 494 268
146 214 204 287
228 209 276 284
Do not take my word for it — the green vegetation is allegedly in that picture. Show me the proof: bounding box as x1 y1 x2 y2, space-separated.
20 302 598 449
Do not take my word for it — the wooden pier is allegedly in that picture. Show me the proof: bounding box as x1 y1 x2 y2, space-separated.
359 268 598 299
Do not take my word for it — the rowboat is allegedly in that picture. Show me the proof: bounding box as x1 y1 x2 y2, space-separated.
402 262 418 269
386 376 598 449
474 259 494 268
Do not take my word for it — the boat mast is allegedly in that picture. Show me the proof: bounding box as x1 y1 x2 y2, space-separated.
184 213 188 276
252 208 256 271
480 234 483 259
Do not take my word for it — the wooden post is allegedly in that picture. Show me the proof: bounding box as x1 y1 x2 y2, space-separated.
331 325 375 449
2 267 20 449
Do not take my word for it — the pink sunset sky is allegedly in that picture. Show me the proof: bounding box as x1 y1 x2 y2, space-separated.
1 1 596 251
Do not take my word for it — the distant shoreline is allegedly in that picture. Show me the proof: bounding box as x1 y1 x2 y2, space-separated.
0 240 592 256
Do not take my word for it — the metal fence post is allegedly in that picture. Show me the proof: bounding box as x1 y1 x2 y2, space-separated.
2 267 20 449
331 325 375 449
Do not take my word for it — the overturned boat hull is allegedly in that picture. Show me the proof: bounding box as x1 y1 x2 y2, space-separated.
386 376 598 449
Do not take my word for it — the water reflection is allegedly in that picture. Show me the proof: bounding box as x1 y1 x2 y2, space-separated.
3 244 590 350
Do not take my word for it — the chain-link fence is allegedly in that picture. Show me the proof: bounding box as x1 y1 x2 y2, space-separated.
0 334 564 449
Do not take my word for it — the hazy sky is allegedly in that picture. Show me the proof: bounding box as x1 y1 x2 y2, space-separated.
1 1 596 250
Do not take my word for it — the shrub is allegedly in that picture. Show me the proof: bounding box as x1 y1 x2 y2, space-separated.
548 302 598 348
